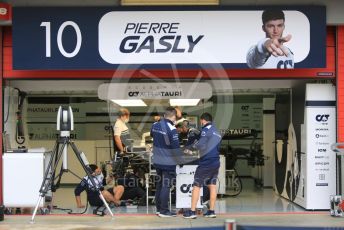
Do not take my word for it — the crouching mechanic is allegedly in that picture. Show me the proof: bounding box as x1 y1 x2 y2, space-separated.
183 113 222 219
74 164 121 208
151 106 184 217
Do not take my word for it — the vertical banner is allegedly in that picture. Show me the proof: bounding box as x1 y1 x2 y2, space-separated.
295 84 336 210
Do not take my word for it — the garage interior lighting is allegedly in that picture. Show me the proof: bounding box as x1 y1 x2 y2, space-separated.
169 99 200 106
111 99 147 107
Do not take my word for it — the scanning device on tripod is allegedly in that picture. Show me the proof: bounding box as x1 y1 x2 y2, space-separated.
57 106 74 170
30 106 114 223
56 106 89 170
57 106 74 133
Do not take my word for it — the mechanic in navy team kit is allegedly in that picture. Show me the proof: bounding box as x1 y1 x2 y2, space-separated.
74 164 145 208
74 164 118 208
183 113 222 219
151 107 184 217
176 118 202 168
176 118 200 148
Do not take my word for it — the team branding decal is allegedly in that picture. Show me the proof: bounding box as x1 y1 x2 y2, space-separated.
98 82 212 100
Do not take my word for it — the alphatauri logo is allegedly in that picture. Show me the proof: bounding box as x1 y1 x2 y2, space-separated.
180 184 192 194
128 91 139 97
128 91 182 97
315 114 330 122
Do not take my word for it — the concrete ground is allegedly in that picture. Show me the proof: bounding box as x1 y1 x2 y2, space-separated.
1 211 343 230
1 179 343 229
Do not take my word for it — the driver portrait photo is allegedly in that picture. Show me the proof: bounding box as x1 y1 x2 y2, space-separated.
246 9 294 69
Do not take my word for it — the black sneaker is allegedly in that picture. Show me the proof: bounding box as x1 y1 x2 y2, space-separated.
183 210 197 219
158 211 177 217
203 210 216 218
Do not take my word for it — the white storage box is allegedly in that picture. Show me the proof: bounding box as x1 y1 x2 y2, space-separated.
3 151 47 207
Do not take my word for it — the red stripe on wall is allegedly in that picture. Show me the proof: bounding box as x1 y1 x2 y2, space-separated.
338 26 344 142
2 27 336 79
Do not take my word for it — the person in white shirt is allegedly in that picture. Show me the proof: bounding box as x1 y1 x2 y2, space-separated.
113 108 131 155
246 9 294 69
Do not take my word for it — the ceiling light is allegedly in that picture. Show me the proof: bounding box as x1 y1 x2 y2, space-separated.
111 99 147 107
169 99 200 106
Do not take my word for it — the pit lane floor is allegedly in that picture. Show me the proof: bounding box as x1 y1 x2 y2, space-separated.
1 211 343 230
1 179 342 229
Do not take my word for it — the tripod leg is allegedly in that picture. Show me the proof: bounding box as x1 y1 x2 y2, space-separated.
69 142 114 218
98 192 114 218
30 196 44 224
30 139 68 223
51 142 62 192
38 140 59 194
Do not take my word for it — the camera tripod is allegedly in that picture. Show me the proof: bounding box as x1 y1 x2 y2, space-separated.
30 135 114 223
